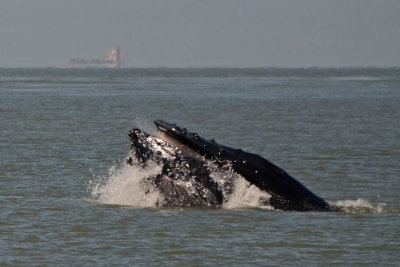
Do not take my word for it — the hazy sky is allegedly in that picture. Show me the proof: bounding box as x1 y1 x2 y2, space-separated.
1 0 399 68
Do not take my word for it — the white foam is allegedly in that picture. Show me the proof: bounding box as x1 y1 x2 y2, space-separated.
329 198 387 213
223 176 273 210
207 162 273 210
89 163 161 208
88 158 275 210
88 159 391 213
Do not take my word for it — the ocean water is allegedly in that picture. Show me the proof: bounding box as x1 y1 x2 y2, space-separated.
1 68 399 265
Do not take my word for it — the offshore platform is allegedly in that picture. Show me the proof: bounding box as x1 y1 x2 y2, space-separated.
69 46 124 68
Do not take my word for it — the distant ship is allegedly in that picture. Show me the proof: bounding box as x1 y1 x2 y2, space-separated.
70 46 124 68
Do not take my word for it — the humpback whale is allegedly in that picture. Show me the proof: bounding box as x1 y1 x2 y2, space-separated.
126 120 332 211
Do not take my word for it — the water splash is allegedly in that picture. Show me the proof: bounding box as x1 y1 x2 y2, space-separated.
87 159 274 210
88 162 161 208
87 161 391 213
329 198 388 213
223 176 273 210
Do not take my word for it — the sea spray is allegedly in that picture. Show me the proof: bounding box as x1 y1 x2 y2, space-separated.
88 158 275 209
223 176 273 210
89 161 161 207
87 159 389 213
207 162 273 209
329 198 387 213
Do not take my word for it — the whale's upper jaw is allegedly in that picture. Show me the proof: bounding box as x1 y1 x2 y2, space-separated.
154 120 193 148
154 119 229 161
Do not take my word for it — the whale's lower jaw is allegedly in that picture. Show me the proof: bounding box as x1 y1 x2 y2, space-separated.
126 121 332 211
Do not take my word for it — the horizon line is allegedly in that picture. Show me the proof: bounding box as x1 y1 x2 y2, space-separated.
1 65 399 70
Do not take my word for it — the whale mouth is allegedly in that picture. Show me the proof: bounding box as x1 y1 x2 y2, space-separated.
126 120 332 211
156 130 202 158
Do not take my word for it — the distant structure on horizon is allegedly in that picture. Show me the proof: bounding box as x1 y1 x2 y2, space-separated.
69 46 124 68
